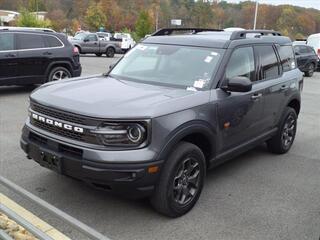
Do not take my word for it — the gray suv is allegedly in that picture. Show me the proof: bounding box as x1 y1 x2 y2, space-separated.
21 28 303 217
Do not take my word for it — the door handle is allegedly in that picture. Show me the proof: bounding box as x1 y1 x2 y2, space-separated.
251 93 263 100
5 53 16 57
43 51 52 55
280 85 289 91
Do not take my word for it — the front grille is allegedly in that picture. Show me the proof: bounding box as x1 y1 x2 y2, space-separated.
29 132 47 145
59 144 83 157
31 102 86 125
33 120 83 142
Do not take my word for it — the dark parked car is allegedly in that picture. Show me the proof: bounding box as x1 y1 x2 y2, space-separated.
21 28 303 217
294 44 318 77
0 29 81 86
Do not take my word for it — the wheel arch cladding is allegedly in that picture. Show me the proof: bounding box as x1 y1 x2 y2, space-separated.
287 98 300 115
157 122 216 168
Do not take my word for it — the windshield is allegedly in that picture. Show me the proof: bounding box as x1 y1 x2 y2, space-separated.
110 44 223 90
73 33 86 40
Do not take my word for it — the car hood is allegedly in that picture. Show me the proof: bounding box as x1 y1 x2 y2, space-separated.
30 76 210 119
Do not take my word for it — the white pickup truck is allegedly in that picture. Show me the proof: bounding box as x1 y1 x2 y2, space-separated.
113 33 136 52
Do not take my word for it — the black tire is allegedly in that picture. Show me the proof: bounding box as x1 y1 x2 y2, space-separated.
267 107 297 154
150 142 206 218
106 47 115 58
305 63 315 77
47 67 71 82
95 53 103 57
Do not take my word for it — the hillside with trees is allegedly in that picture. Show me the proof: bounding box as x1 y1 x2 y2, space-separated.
1 0 320 40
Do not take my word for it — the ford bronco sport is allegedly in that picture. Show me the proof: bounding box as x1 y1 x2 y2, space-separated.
21 28 303 217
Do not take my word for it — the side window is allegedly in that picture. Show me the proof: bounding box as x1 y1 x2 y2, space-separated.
17 33 45 50
44 35 63 48
293 46 300 53
277 45 296 72
299 46 308 54
87 34 97 41
226 47 255 81
256 45 280 80
0 33 15 51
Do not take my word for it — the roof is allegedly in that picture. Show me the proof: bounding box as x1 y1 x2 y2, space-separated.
142 28 292 49
0 27 55 33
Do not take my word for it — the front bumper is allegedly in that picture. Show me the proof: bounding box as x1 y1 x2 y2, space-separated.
20 126 163 198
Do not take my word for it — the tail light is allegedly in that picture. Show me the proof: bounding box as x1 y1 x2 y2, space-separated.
73 46 79 54
317 49 320 58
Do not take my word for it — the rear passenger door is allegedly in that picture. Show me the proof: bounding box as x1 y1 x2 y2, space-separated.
0 32 19 85
217 46 266 151
16 33 50 84
256 45 292 131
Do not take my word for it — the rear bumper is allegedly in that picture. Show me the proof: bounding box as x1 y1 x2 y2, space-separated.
20 126 163 198
72 65 82 77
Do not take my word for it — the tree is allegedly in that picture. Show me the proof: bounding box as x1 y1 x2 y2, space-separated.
47 9 67 31
16 8 51 28
85 0 107 31
135 11 153 40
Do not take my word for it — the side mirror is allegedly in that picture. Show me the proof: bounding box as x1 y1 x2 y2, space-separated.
109 63 116 70
295 51 300 56
221 76 252 92
83 38 89 42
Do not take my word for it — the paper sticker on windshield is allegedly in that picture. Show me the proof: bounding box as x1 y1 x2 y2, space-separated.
194 79 207 89
187 87 198 91
204 56 213 63
136 45 148 51
211 52 218 56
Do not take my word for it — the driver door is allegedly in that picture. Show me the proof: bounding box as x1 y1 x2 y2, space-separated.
82 34 99 53
216 46 266 152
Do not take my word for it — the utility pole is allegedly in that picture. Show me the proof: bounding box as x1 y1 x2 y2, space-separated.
35 0 39 20
253 0 259 30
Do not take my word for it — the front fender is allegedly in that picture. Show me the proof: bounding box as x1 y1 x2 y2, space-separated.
156 120 217 162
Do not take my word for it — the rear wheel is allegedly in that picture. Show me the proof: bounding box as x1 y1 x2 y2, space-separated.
267 107 297 154
305 63 315 77
48 67 71 82
150 142 205 217
106 47 115 58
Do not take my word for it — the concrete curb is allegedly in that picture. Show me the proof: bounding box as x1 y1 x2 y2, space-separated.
0 193 70 240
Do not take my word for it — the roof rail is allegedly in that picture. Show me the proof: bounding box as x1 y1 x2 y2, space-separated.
152 28 223 36
230 30 281 40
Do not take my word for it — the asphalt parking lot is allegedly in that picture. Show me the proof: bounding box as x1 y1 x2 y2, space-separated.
1 55 320 240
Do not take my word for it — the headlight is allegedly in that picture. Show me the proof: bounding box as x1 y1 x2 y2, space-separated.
91 122 148 147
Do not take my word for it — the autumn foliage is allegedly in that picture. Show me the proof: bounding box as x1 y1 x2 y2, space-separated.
1 0 320 39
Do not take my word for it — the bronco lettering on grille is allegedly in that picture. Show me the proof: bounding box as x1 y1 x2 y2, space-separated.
31 113 84 133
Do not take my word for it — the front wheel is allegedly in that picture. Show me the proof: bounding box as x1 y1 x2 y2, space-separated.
150 142 206 217
106 47 115 58
267 107 297 154
47 67 71 82
305 63 315 77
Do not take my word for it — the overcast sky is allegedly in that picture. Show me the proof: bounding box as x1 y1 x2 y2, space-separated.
226 0 320 10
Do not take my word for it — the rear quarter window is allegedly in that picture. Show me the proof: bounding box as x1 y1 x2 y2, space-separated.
44 35 63 48
277 45 296 72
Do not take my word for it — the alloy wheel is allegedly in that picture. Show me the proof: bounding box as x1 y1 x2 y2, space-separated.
173 157 200 206
282 114 296 148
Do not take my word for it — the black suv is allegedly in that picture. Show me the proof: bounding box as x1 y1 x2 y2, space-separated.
0 29 81 86
21 29 303 217
293 44 318 77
